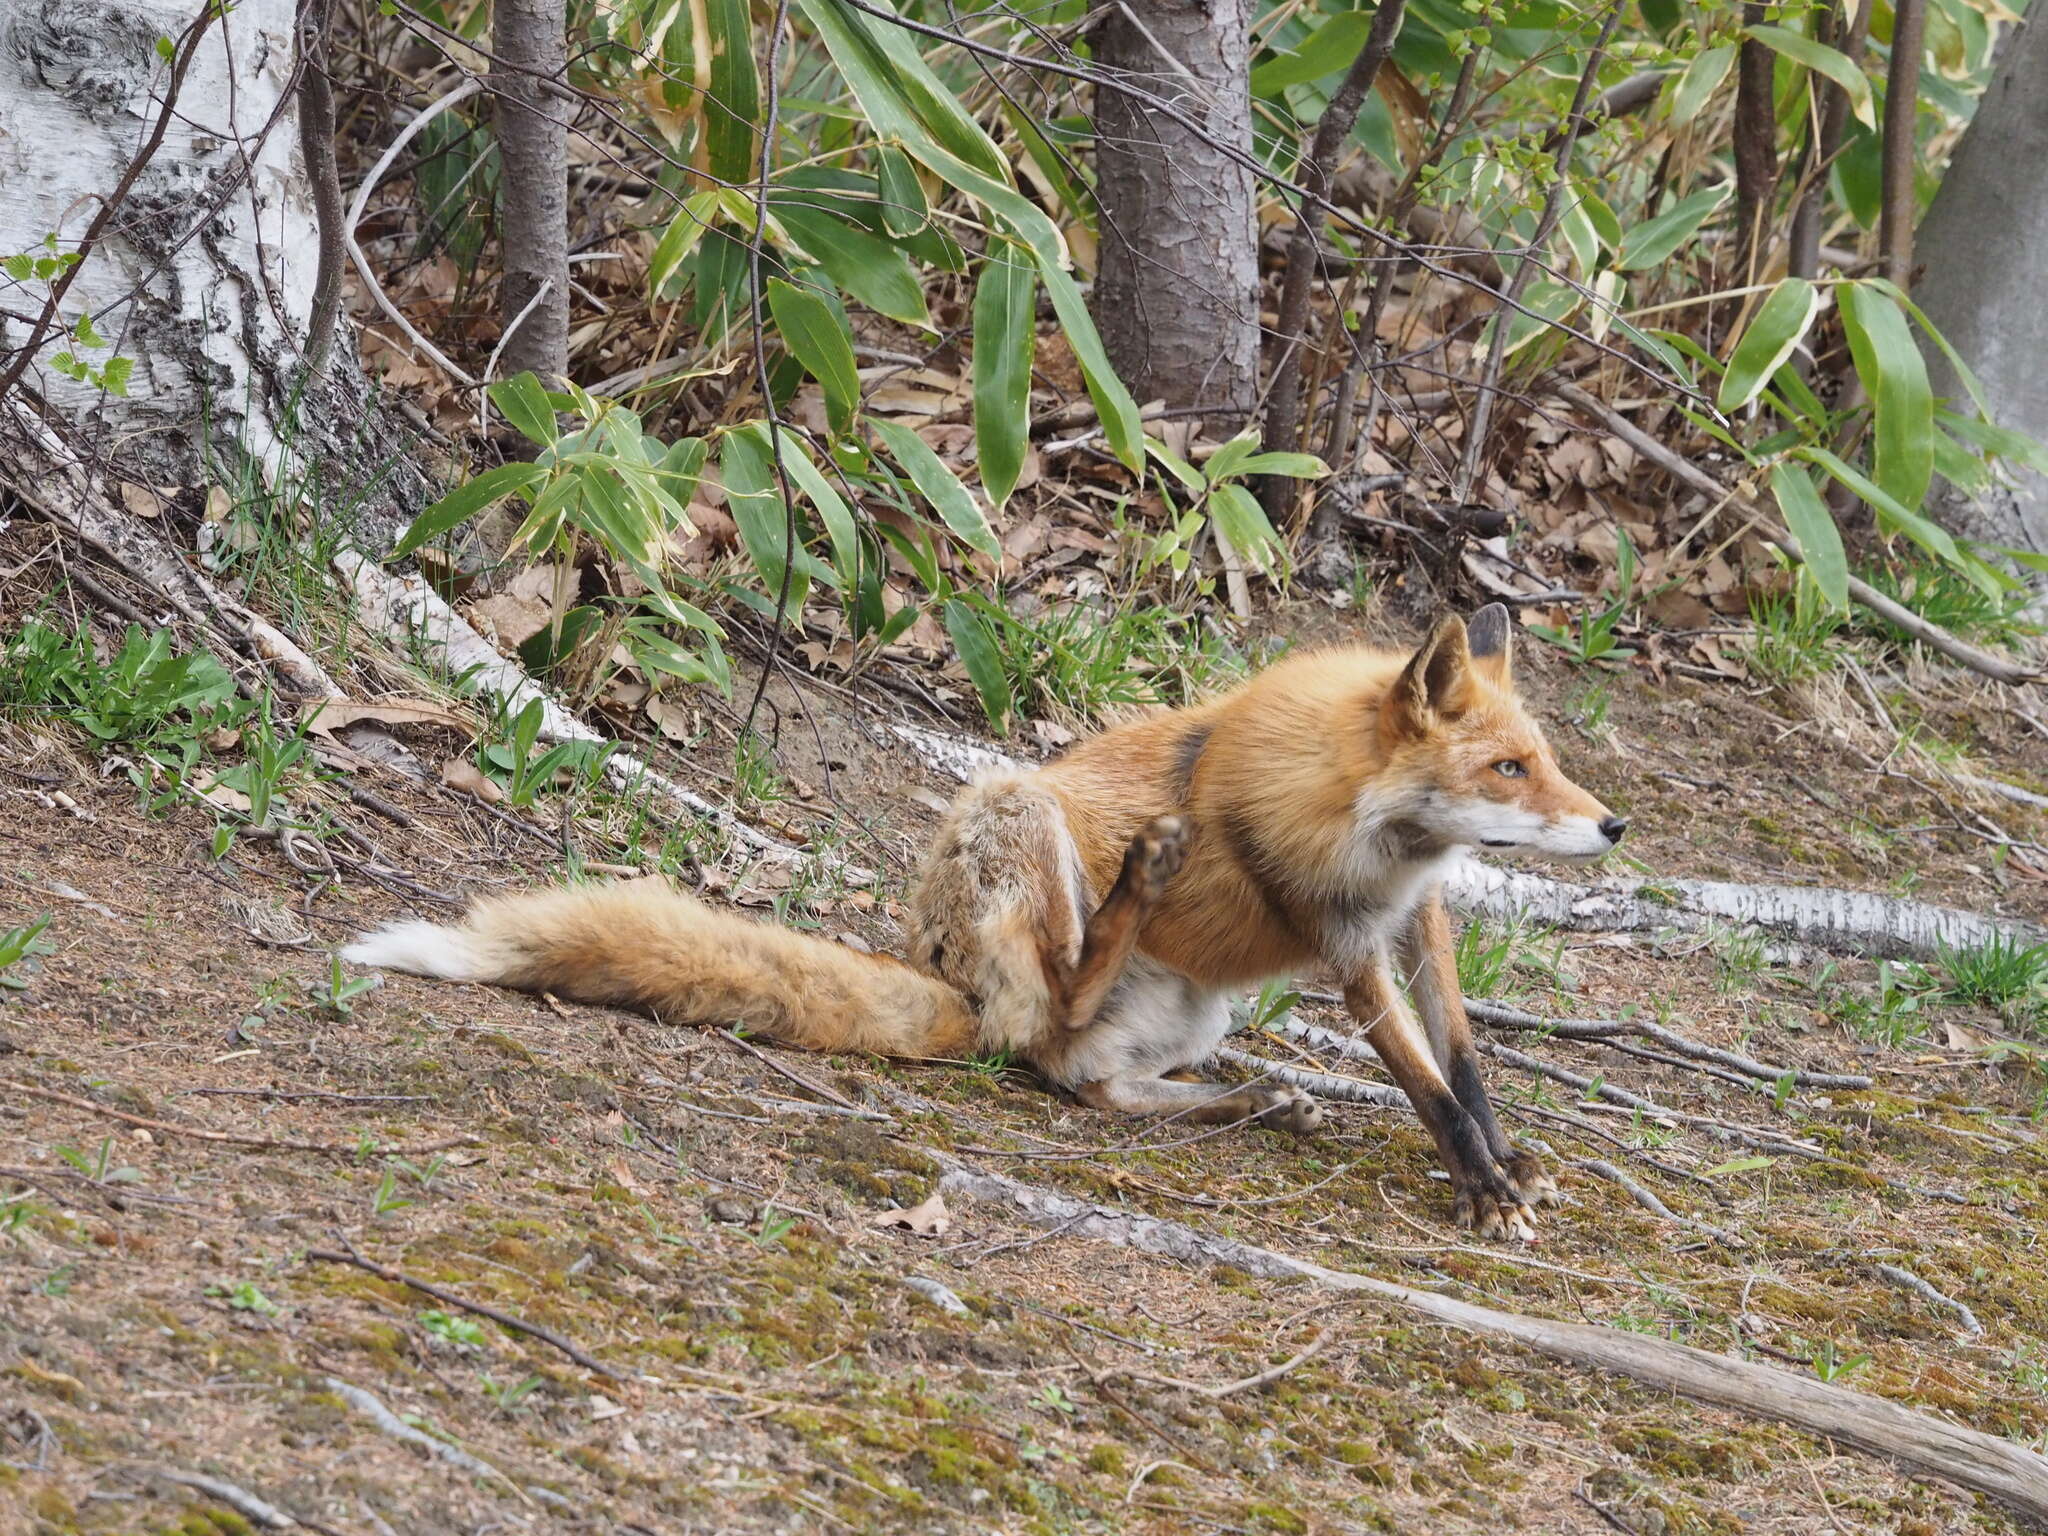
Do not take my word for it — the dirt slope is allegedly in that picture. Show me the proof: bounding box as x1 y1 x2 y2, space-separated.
5 609 2048 1536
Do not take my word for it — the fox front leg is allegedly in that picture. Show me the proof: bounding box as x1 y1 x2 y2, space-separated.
1344 958 1539 1241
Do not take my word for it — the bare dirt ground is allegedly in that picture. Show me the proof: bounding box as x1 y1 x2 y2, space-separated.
6 584 2048 1535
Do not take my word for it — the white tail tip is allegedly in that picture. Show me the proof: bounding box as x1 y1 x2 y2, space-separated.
340 921 489 982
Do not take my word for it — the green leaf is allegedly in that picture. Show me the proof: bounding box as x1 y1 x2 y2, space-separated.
766 428 861 589
972 242 1034 508
1937 409 2048 478
489 372 558 445
3 253 31 281
1037 260 1141 469
1797 446 1958 565
1837 282 1933 514
99 356 133 398
391 462 546 559
1768 462 1849 611
1744 24 1874 128
649 190 722 296
1614 185 1730 272
942 598 1011 735
770 202 930 327
1251 11 1375 95
767 278 861 437
1206 483 1286 576
874 144 927 236
1668 43 1734 125
1228 451 1330 481
871 416 1000 562
720 426 811 614
702 0 759 184
1719 278 1821 412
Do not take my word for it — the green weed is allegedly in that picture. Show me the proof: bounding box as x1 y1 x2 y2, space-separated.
0 914 54 992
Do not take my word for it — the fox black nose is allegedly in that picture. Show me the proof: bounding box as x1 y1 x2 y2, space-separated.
1599 816 1629 844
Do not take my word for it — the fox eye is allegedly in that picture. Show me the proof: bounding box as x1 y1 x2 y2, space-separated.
1494 759 1527 778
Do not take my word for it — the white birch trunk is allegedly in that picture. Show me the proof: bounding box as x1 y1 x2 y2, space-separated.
0 0 422 526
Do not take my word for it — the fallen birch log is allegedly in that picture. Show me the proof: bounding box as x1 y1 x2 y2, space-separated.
938 1165 2048 1524
1449 860 2042 962
337 553 864 880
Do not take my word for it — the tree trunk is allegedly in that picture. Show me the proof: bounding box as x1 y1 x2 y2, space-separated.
1912 13 2048 562
1090 0 1259 427
0 0 423 527
490 0 570 385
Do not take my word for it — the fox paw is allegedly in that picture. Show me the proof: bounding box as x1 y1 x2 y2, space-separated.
1251 1087 1324 1137
1125 815 1191 903
1500 1149 1562 1208
1452 1172 1540 1243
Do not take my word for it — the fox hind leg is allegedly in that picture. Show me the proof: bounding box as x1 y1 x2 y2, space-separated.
1061 815 1189 1033
1074 1074 1323 1135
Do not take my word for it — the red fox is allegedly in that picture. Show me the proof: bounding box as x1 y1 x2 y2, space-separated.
344 604 1624 1239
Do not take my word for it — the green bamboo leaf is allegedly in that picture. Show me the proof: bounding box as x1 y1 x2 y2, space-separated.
942 598 1011 735
703 0 759 184
390 462 546 559
720 427 812 613
797 0 1007 181
489 371 558 445
1768 462 1849 611
1744 24 1874 128
1797 446 1958 565
1668 44 1734 125
973 242 1034 508
1250 11 1374 95
770 203 930 326
1206 483 1286 575
767 278 860 437
648 190 722 296
1614 185 1730 272
763 427 861 590
1718 278 1821 412
1837 282 1933 514
874 144 927 236
871 416 1000 562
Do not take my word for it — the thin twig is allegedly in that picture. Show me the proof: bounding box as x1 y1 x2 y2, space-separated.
1114 1328 1331 1399
306 1236 629 1379
4 1080 479 1158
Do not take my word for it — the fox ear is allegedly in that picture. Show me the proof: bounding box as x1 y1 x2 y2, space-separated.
1388 614 1473 734
1466 602 1512 686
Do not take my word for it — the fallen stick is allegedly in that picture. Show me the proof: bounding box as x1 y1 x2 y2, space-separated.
891 725 2037 960
323 1376 520 1492
1570 1158 1742 1245
939 1166 2048 1523
141 1467 298 1529
4 1080 480 1159
1874 1262 1983 1337
1464 998 1872 1090
305 1239 627 1380
1115 1328 1331 1400
337 553 867 881
1210 1045 1409 1109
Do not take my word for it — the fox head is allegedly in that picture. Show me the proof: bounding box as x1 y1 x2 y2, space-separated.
1378 604 1626 862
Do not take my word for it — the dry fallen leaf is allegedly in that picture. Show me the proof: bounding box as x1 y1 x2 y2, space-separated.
1943 1020 1995 1053
469 563 579 651
195 779 251 814
868 1190 951 1238
307 698 477 739
603 1155 651 1196
440 756 504 804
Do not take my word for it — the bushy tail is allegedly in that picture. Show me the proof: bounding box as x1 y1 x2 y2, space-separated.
341 880 979 1059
